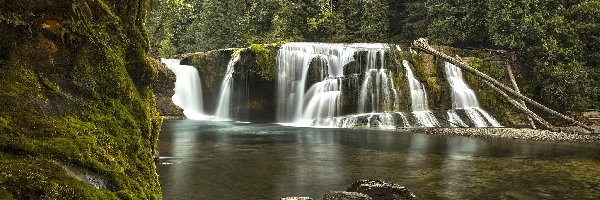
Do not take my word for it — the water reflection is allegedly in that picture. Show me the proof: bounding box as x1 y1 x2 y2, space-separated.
157 120 600 199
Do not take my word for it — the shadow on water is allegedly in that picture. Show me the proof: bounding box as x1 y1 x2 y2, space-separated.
157 120 600 199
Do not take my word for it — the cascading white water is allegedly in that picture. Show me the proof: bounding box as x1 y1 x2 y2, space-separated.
403 60 439 127
334 112 410 130
161 59 206 120
215 54 241 120
298 78 342 126
277 43 388 127
444 62 501 127
356 49 400 114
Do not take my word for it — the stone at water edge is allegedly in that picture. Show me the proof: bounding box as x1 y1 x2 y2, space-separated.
281 197 313 200
347 180 416 200
323 191 373 200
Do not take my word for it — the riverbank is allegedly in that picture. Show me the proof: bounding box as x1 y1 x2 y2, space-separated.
402 127 600 144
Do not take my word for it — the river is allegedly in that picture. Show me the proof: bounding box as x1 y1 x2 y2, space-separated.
157 120 600 199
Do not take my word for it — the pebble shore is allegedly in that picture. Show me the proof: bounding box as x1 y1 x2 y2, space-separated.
399 127 600 144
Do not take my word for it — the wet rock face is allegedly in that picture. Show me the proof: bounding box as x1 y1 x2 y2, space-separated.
180 48 277 122
347 180 416 200
151 58 184 118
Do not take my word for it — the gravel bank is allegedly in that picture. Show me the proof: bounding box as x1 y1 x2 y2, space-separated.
399 128 600 144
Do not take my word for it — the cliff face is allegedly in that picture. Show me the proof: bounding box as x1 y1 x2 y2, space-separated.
0 1 162 199
180 44 279 122
150 58 183 118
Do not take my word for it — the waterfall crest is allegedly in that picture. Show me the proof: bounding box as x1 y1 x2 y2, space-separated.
161 59 206 120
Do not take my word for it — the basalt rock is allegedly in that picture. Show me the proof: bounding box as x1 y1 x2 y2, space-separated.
347 180 416 200
150 58 184 118
179 45 279 122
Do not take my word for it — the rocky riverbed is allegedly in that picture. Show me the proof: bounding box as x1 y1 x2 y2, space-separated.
403 127 600 144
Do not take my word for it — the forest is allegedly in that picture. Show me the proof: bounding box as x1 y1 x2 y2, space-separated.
148 0 599 112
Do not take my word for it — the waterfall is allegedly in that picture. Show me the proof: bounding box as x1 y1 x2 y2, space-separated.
215 54 241 120
162 42 503 129
444 62 501 127
403 60 439 127
358 50 384 113
333 112 409 130
276 43 388 127
161 59 206 120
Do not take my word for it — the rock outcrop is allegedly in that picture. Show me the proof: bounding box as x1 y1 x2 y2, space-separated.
150 58 184 118
0 1 162 199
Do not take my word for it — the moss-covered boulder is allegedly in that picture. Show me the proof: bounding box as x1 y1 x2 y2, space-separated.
0 1 162 199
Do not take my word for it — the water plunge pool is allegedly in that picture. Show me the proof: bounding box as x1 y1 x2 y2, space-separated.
157 120 600 199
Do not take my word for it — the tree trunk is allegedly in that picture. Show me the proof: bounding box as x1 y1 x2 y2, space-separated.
411 38 595 133
505 63 536 129
482 80 556 131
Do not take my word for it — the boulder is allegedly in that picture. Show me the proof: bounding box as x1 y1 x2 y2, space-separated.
347 180 416 200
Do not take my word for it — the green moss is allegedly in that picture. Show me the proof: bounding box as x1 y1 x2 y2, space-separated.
249 42 283 81
0 12 32 27
0 153 117 199
387 51 413 112
393 51 446 111
0 117 9 133
247 100 265 110
1 0 162 199
465 57 526 126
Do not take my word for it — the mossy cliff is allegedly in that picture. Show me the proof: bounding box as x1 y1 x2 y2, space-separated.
180 43 280 121
0 1 162 199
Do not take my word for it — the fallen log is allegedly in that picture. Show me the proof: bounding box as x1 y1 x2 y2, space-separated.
505 63 537 129
482 80 557 131
411 38 595 133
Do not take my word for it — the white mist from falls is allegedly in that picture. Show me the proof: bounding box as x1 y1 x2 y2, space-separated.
403 60 439 127
215 54 241 120
444 62 501 127
161 59 207 120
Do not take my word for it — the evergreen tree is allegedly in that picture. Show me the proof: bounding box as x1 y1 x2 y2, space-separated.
147 0 193 57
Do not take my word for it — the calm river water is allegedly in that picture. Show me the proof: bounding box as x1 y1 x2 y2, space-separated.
157 120 600 199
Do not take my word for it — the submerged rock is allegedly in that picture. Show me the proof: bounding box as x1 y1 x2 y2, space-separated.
347 180 416 200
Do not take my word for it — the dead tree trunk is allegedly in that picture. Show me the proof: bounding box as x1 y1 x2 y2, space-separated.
411 38 595 133
482 80 556 131
505 63 537 129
